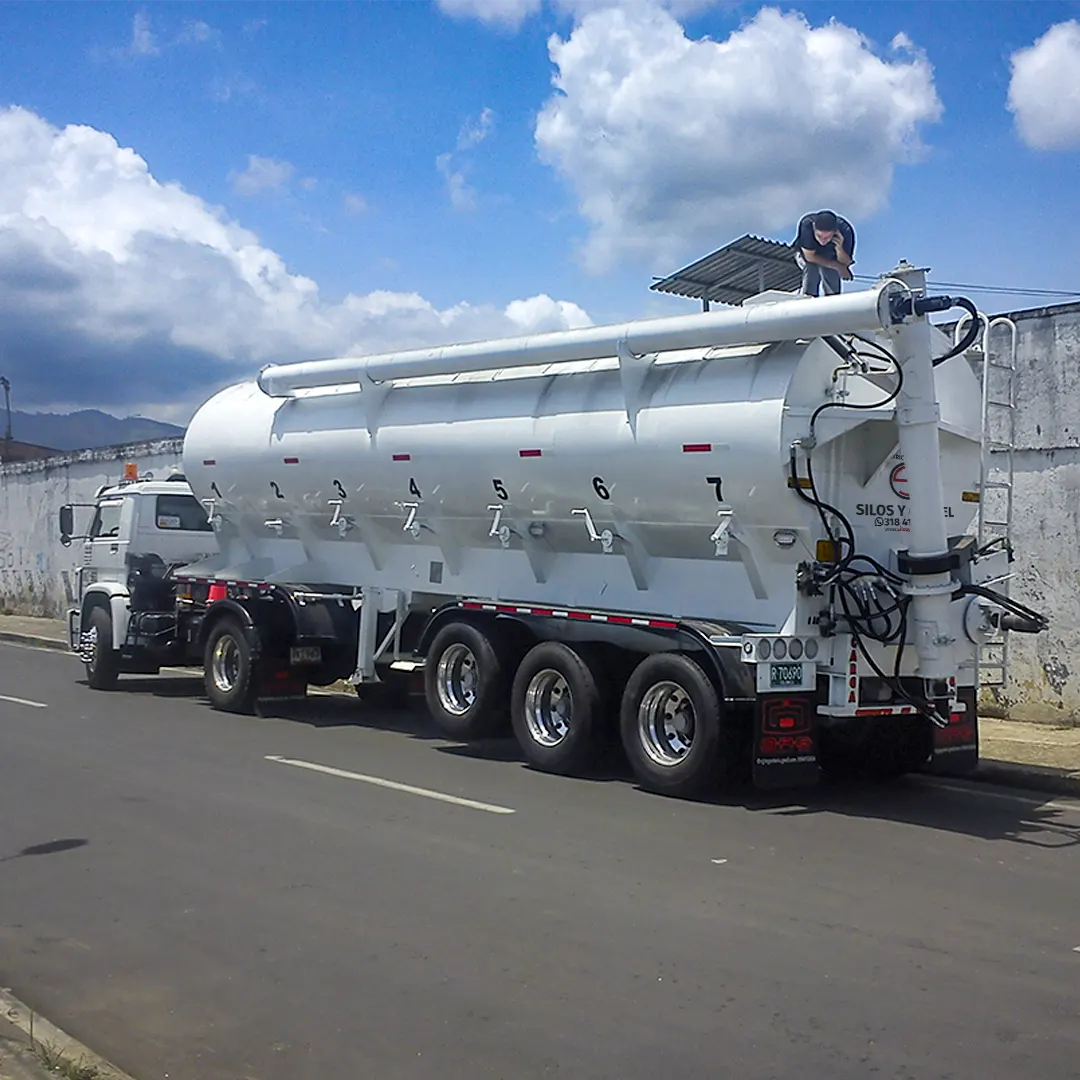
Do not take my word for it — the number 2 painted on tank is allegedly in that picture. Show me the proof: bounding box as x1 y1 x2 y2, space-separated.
706 476 724 502
592 476 611 500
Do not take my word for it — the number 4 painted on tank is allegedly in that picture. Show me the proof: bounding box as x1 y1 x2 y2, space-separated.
706 476 724 502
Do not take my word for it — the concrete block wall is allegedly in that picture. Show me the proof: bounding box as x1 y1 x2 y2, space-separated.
982 302 1080 721
0 438 183 617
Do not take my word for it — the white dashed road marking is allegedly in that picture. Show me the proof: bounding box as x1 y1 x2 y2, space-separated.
265 755 516 815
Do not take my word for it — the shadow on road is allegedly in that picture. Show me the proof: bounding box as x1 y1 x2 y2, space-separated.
95 678 1080 849
0 838 89 864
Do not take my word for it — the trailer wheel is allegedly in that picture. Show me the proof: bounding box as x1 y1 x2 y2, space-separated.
424 622 511 740
620 653 723 798
204 617 259 714
511 642 606 775
84 607 120 691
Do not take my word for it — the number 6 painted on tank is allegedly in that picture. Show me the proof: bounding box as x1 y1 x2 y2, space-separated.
592 476 611 500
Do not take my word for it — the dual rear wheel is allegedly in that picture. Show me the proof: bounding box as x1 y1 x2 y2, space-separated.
424 621 726 798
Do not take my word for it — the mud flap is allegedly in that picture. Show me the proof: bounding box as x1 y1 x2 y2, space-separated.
752 694 820 789
927 686 978 775
258 662 308 700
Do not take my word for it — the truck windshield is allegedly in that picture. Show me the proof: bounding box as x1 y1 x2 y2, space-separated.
155 494 214 532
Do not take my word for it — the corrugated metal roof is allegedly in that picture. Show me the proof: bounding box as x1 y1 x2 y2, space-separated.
651 234 801 306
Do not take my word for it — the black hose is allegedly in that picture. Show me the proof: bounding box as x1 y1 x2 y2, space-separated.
932 297 981 366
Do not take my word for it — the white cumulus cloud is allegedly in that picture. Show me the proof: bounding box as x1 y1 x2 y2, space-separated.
437 107 497 211
1008 20 1080 150
229 155 296 196
435 0 542 30
0 106 591 419
535 5 943 273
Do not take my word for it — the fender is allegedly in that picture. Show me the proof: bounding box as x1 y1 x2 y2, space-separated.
199 598 262 655
80 584 131 651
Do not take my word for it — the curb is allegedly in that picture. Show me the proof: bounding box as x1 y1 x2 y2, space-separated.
972 759 1080 799
0 632 68 653
0 987 138 1080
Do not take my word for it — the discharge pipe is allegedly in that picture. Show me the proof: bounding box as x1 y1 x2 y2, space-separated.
257 282 905 397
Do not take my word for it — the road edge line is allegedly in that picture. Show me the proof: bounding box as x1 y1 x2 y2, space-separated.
0 985 140 1080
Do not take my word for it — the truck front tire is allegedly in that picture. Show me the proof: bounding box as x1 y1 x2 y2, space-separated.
424 621 512 740
85 607 120 691
620 652 723 799
511 641 606 775
204 617 259 714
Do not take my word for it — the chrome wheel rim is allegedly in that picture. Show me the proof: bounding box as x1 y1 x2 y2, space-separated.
436 642 478 716
211 634 241 694
638 681 695 767
524 668 572 747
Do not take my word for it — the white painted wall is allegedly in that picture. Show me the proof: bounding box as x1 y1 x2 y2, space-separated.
0 439 183 617
980 302 1080 721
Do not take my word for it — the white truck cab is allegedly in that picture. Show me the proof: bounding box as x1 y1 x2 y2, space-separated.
63 470 218 660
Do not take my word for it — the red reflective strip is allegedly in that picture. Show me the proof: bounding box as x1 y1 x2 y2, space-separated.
682 443 711 453
650 620 678 630
531 608 552 617
392 453 411 462
519 449 542 458
283 457 299 464
609 615 632 625
497 605 517 613
202 459 216 466
568 611 591 620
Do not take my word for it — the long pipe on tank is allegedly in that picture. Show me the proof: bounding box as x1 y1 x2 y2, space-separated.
256 283 903 397
883 262 956 717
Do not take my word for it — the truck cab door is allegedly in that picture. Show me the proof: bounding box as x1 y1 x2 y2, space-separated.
82 497 130 588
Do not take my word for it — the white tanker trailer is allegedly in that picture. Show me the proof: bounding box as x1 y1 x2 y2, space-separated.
61 262 1046 796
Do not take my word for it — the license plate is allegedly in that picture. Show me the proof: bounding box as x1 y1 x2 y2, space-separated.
770 662 804 688
290 646 322 665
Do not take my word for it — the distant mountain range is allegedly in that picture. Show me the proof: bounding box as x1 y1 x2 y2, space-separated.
11 409 185 451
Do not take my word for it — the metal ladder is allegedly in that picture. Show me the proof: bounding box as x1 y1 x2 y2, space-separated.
955 314 1018 690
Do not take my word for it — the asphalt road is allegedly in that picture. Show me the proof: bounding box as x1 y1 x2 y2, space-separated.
1 642 1079 1080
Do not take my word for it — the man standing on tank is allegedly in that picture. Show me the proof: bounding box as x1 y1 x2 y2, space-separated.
793 209 855 296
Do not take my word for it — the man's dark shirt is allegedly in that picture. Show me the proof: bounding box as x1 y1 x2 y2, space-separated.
794 214 856 261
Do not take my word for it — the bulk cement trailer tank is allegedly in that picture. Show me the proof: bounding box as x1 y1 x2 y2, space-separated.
76 262 1049 797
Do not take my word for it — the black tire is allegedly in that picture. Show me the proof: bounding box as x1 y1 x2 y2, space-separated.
865 715 934 780
819 716 934 781
511 642 607 775
203 617 259 714
424 621 512 740
85 606 120 691
619 652 723 798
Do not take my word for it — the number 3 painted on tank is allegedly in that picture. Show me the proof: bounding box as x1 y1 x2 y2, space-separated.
592 476 611 500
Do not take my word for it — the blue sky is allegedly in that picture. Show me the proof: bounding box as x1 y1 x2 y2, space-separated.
1 0 1078 420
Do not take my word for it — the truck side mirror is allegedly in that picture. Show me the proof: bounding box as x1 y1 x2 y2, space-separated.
59 505 74 546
